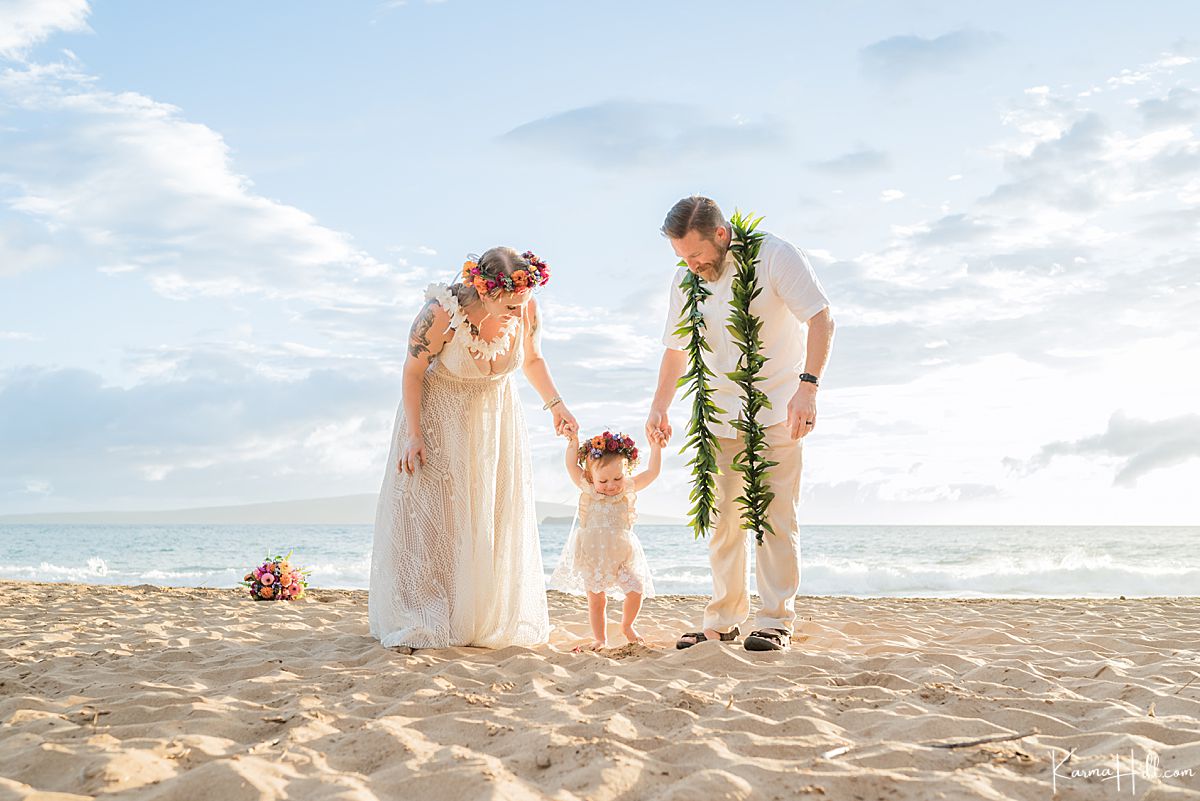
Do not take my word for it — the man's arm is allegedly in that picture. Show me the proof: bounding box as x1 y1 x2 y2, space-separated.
787 307 835 440
646 347 687 446
803 307 835 379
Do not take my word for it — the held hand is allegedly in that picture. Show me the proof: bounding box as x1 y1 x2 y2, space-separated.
552 404 578 438
787 384 819 440
646 409 672 447
399 436 426 474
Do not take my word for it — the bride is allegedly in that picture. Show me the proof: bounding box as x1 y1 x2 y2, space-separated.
369 247 577 649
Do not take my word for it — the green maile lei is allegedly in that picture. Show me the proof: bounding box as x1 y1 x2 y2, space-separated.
674 210 778 545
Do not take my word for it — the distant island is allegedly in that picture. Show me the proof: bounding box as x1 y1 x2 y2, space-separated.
0 494 685 527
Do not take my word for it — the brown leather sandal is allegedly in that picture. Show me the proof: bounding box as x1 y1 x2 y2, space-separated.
744 628 790 652
675 626 741 650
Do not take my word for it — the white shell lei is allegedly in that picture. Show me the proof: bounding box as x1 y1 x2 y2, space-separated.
425 282 520 361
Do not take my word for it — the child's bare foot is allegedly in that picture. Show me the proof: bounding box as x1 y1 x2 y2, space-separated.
622 625 644 645
572 638 607 652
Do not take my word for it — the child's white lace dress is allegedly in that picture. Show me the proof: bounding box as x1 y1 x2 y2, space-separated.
549 483 655 597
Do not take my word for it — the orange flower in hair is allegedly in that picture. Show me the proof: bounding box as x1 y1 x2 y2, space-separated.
462 260 477 280
472 276 490 295
511 269 529 288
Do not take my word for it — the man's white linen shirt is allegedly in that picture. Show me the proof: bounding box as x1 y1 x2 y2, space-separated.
662 231 831 440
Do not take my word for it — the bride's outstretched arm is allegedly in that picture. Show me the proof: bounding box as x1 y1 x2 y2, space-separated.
521 297 577 437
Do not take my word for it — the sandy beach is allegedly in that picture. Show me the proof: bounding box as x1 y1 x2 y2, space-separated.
2 581 1199 800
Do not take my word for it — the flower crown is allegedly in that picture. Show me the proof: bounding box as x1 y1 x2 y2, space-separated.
577 430 639 469
461 250 551 297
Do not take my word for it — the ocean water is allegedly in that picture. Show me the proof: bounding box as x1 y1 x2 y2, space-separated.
2 523 1198 598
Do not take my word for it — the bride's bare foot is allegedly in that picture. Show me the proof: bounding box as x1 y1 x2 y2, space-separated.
572 639 607 652
622 625 644 645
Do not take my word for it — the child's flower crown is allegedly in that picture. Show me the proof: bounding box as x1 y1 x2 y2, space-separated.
461 250 551 297
577 430 639 469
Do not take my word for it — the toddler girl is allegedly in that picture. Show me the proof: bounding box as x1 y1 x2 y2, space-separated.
550 429 662 650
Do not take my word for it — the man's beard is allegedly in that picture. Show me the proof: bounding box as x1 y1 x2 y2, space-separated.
703 241 731 279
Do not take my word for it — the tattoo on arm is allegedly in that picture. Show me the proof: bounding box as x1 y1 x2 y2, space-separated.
408 300 437 359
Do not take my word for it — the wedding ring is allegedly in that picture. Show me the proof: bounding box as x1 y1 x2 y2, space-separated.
805 420 815 426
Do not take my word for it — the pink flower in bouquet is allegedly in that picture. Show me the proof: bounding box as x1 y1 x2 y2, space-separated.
261 572 275 585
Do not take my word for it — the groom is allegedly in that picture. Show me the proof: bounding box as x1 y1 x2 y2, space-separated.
646 196 835 652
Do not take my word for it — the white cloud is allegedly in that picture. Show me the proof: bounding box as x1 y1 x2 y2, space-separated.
21 479 50 495
1106 54 1195 89
0 60 415 309
780 53 1200 530
1138 86 1200 127
0 360 400 509
1012 412 1200 487
880 189 905 203
499 100 788 168
0 0 90 61
812 146 891 175
860 29 1003 82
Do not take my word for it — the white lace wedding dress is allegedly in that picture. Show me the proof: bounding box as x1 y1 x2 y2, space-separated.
368 283 550 649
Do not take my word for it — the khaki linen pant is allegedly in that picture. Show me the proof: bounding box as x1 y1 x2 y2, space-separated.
702 421 803 635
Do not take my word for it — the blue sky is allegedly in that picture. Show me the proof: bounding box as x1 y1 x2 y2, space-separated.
1 0 1198 523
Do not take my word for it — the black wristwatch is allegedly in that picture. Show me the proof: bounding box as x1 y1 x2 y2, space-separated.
798 372 820 387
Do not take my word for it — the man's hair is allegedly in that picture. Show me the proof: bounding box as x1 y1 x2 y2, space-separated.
661 196 726 240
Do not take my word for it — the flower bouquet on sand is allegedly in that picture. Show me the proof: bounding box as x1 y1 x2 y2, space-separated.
242 552 310 601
